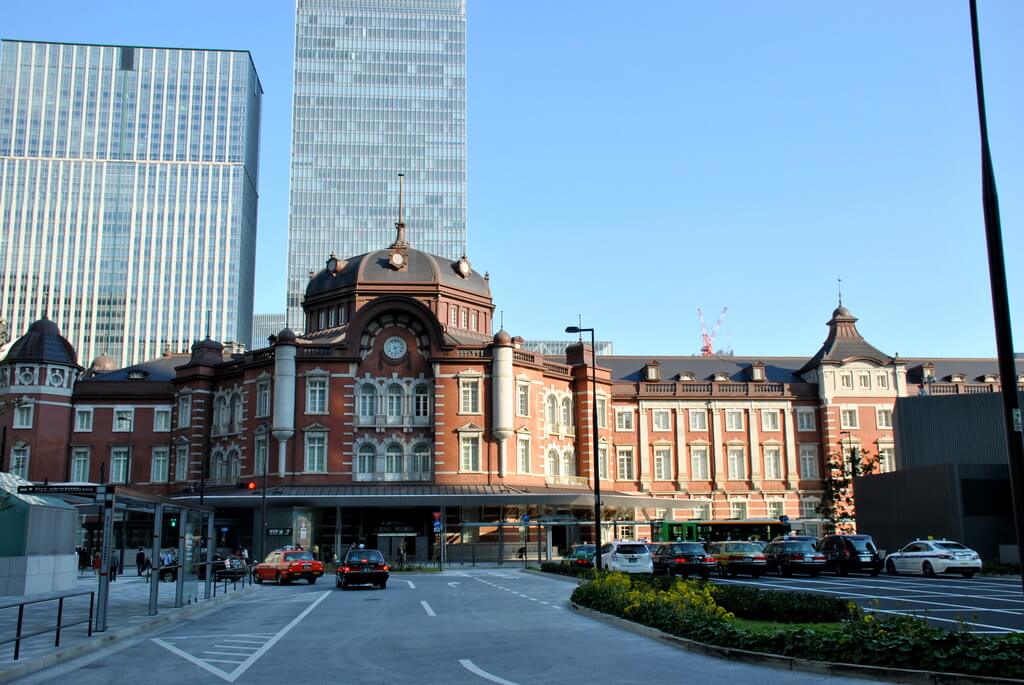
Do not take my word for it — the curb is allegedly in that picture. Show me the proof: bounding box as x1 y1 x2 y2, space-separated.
569 602 1022 685
0 586 257 684
521 569 583 584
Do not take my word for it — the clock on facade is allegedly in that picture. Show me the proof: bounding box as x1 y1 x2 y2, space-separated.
383 336 407 359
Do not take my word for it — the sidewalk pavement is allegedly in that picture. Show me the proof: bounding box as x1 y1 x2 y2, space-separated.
0 569 254 681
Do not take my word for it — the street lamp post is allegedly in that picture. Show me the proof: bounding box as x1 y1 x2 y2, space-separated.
565 324 603 571
116 412 134 570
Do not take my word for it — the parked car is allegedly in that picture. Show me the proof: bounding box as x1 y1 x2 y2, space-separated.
762 540 826 577
597 541 654 574
884 539 982 578
562 544 596 569
158 554 244 582
651 542 716 579
769 535 818 545
253 549 324 585
337 548 389 589
707 541 767 578
817 535 883 576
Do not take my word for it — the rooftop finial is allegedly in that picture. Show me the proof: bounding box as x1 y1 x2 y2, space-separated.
837 275 843 307
391 173 409 249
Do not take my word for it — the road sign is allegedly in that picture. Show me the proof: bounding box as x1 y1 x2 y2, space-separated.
432 511 442 521
220 526 229 533
267 528 293 536
18 484 97 496
432 521 442 533
521 514 530 523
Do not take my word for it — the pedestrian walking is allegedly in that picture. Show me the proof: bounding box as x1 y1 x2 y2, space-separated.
240 548 249 567
109 551 119 582
92 552 101 577
135 547 146 576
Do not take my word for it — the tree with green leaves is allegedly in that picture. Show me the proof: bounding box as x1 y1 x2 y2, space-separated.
817 446 882 534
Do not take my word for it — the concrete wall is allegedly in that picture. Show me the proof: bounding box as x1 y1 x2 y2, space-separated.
0 554 77 596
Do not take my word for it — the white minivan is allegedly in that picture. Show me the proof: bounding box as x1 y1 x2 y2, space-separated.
598 541 654 574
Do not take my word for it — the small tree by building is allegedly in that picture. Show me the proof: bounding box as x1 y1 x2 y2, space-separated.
817 446 882 534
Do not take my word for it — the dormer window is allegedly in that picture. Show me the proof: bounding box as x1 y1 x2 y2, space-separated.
712 372 729 382
676 372 695 382
949 373 965 383
1017 374 1024 386
643 361 661 382
128 370 147 380
750 362 766 382
922 363 936 383
983 373 998 384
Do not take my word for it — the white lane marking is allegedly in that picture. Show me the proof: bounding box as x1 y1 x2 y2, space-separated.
395 579 416 589
162 633 274 640
460 659 520 685
218 639 265 645
420 600 436 617
528 597 538 602
212 646 258 651
540 601 549 605
203 659 248 664
780 576 1024 605
204 651 250 657
447 581 460 588
867 608 1020 633
152 590 331 682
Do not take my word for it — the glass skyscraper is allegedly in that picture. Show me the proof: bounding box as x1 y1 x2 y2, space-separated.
0 40 262 366
287 0 467 329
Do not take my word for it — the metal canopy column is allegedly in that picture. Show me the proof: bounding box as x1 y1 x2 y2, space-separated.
94 485 114 632
148 503 162 616
204 512 214 599
175 509 187 608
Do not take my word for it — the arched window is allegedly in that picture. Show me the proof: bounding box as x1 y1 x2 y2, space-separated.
387 385 404 419
230 394 243 432
561 450 575 477
227 449 241 481
357 444 376 475
385 444 403 475
413 385 430 418
359 385 377 419
212 450 226 482
547 449 560 476
413 444 431 477
215 396 229 433
546 395 558 427
561 397 572 427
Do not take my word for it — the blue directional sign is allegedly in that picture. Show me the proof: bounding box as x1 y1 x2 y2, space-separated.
521 514 530 524
432 520 442 533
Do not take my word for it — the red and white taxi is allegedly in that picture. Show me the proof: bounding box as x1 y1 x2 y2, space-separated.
253 548 324 585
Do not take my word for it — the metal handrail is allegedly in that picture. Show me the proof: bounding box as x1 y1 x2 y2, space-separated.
0 589 95 660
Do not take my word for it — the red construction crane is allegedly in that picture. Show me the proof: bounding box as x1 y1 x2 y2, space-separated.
698 307 728 356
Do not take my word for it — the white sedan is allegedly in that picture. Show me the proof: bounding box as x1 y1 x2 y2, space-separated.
884 539 982 578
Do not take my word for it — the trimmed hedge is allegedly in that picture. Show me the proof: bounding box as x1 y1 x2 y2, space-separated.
540 561 594 579
571 573 1024 680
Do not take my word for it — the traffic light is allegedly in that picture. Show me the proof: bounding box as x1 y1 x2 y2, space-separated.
169 517 178 528
247 481 257 490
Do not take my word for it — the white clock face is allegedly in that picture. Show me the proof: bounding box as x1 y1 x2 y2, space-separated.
383 336 407 359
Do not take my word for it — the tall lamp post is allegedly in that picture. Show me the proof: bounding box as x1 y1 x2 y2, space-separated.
116 412 134 570
968 0 1024 598
565 324 603 571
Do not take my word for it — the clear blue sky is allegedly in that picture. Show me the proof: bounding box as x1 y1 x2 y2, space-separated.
5 1 1022 358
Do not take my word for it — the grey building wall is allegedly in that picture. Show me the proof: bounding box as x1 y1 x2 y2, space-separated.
855 463 1013 561
252 312 287 349
894 391 1024 468
286 0 468 331
0 41 263 365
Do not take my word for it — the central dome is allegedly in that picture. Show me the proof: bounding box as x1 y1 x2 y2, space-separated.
305 248 490 300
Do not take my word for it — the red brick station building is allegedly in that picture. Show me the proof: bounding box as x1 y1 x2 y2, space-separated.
1 225 1019 561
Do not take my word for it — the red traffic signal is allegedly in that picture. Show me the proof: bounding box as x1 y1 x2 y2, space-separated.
247 481 257 490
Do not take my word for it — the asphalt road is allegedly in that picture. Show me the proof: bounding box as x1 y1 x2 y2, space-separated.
14 569 882 685
708 572 1024 634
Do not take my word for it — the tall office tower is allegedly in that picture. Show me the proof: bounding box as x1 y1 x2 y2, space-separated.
0 40 262 366
252 312 287 348
287 0 467 329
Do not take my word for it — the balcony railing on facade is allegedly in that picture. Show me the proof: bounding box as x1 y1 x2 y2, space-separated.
355 412 433 429
618 380 817 398
924 382 996 395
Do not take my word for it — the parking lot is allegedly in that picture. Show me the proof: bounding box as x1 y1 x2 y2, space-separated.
709 572 1024 633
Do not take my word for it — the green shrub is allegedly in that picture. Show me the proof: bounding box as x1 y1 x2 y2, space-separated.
710 584 853 623
982 560 1021 575
571 572 1024 680
540 561 593 578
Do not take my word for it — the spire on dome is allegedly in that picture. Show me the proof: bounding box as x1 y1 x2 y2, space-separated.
390 173 409 249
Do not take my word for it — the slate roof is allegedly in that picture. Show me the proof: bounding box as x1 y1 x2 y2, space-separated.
797 306 890 374
599 356 807 384
3 318 80 367
901 358 1024 383
305 248 490 299
81 354 189 382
